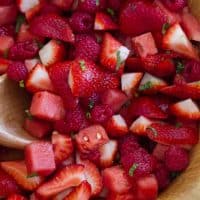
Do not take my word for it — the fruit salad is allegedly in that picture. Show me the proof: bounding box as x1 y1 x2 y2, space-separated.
0 0 200 199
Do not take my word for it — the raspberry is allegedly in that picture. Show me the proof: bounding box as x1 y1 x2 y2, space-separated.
90 104 113 124
0 25 14 36
69 11 94 33
7 61 28 82
164 146 189 172
73 34 101 61
8 40 39 60
160 0 187 12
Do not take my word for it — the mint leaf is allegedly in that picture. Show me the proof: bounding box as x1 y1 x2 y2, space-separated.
79 60 86 71
27 172 38 178
162 22 170 35
16 15 25 33
147 126 158 137
176 62 184 74
139 81 153 91
129 163 138 177
107 8 115 16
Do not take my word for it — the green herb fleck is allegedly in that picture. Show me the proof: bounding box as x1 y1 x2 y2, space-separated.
162 23 170 35
25 109 33 120
176 62 184 74
107 8 115 16
129 163 138 177
96 0 100 6
79 60 86 71
147 126 158 137
116 50 124 71
19 80 25 88
16 15 26 33
27 173 38 178
86 112 91 119
139 81 153 91
88 100 95 109
175 122 182 128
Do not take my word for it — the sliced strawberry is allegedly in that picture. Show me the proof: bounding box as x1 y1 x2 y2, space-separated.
25 58 40 72
52 188 73 200
0 161 44 191
26 64 55 93
30 14 75 43
138 73 168 94
100 33 130 73
132 32 158 58
99 140 118 168
17 0 40 13
30 91 65 121
0 35 14 56
36 164 86 198
102 165 132 194
106 192 136 200
0 58 10 75
170 98 200 120
64 181 91 200
52 131 74 164
39 40 66 67
125 57 144 72
162 23 199 60
130 116 153 136
75 125 109 153
106 114 128 137
7 194 27 200
152 144 169 161
25 3 41 21
146 122 199 145
121 73 143 96
94 12 118 31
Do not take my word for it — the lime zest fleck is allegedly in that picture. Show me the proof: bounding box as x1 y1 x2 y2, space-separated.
176 62 184 74
107 8 115 16
79 60 86 71
88 100 95 109
116 50 124 71
129 163 138 177
19 80 25 88
27 172 38 178
139 81 153 91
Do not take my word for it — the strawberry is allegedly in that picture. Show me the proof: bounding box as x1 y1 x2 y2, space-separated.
141 54 175 77
24 118 52 138
106 114 128 137
138 73 168 94
0 24 14 36
30 14 75 43
36 164 86 198
64 181 91 200
161 81 200 99
146 122 199 145
25 141 56 176
76 159 103 196
75 125 109 153
162 23 199 60
94 12 118 31
170 99 200 120
0 147 24 162
17 0 40 13
121 73 143 96
51 0 73 10
129 97 168 119
130 116 153 136
52 188 73 200
106 192 136 200
0 58 10 75
39 40 66 67
80 149 101 166
102 165 132 194
26 64 55 93
60 156 75 168
25 3 41 21
52 131 74 164
132 32 158 58
0 168 20 198
0 161 44 191
25 58 40 72
99 140 118 168
119 0 167 36
7 194 27 200
30 91 65 121
108 0 122 11
100 33 130 73
0 35 14 56
125 57 144 72
160 0 187 12
152 144 169 161
100 89 128 113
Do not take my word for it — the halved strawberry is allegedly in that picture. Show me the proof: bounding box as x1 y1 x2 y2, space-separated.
75 125 109 153
99 140 118 168
162 23 199 60
121 73 143 96
39 40 66 67
0 58 10 74
100 33 130 73
26 64 55 93
170 98 200 120
106 114 128 137
25 58 40 72
132 32 158 58
138 73 168 94
94 12 118 31
36 164 86 198
130 116 153 136
7 194 27 200
102 165 132 194
64 181 91 200
146 122 199 145
0 35 14 56
0 161 44 191
30 14 75 43
52 131 74 164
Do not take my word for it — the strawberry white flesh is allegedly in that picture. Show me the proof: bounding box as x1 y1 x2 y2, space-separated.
18 0 40 13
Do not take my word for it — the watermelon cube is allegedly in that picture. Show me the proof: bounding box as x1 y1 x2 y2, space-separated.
24 118 52 138
30 91 65 121
25 141 56 176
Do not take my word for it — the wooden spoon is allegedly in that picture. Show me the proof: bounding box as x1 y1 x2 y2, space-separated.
0 75 36 149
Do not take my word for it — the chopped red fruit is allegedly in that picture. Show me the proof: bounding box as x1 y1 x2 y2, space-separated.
160 0 187 12
152 144 169 161
7 194 27 200
51 0 73 10
52 131 74 164
30 91 65 121
75 125 109 153
36 164 86 198
17 0 40 13
125 57 144 72
0 35 14 56
0 161 44 191
25 141 56 176
80 149 100 165
30 14 75 43
24 118 52 138
106 192 136 200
